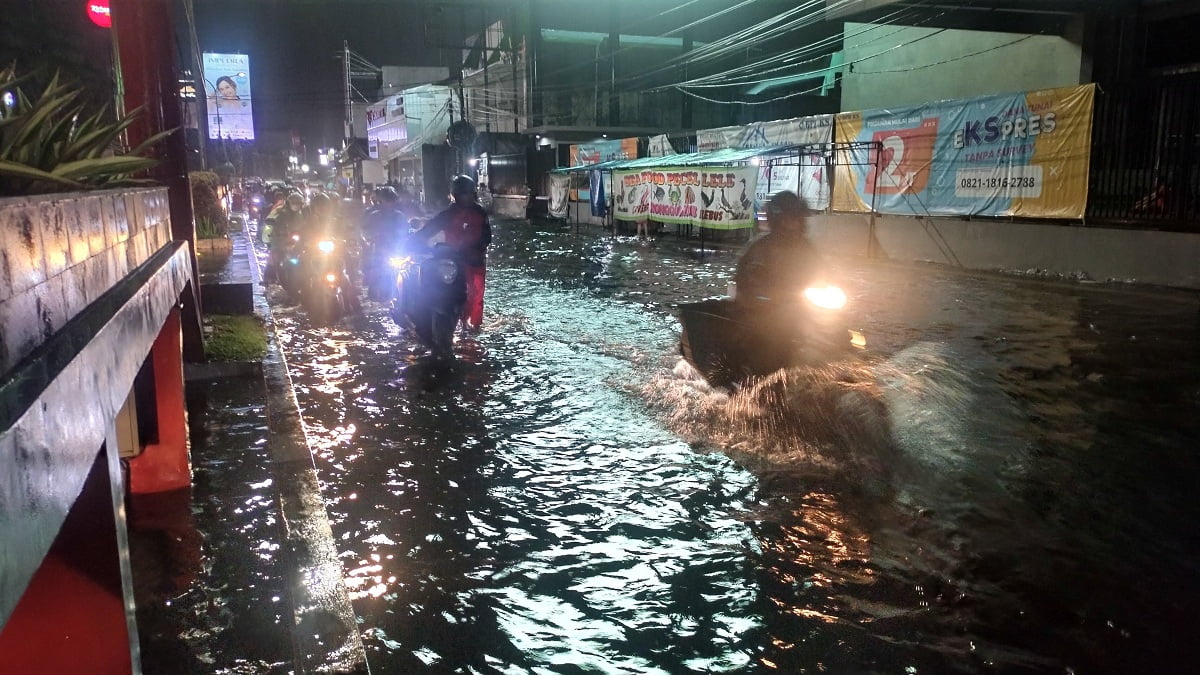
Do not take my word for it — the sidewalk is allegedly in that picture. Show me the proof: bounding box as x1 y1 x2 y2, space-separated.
131 226 368 673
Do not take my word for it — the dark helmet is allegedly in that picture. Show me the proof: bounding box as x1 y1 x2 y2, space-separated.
374 185 399 203
765 190 807 217
450 175 476 197
765 190 809 234
309 191 331 208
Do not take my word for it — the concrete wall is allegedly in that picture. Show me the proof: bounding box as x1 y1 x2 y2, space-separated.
841 22 1083 111
808 212 1200 289
0 189 173 376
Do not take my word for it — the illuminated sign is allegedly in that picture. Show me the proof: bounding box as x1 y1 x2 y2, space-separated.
86 0 111 28
202 53 255 140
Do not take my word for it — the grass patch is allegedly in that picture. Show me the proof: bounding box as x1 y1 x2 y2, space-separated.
204 314 267 362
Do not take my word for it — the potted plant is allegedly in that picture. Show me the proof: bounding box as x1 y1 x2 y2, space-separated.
0 63 168 195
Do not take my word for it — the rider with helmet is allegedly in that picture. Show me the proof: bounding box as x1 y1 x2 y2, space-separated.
362 186 414 299
416 175 492 332
262 191 305 284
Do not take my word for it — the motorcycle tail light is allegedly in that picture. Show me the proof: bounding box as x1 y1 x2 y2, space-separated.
435 259 458 284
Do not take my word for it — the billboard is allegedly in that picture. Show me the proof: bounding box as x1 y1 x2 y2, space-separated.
202 52 254 140
833 84 1095 219
569 138 638 166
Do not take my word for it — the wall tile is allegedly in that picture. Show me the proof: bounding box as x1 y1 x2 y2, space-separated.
0 203 47 297
62 264 89 319
100 193 118 248
0 291 41 375
112 194 130 243
36 274 68 339
39 200 69 279
82 195 106 258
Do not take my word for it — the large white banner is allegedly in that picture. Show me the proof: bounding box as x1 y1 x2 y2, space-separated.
648 134 676 157
754 154 831 212
202 53 254 140
697 114 833 152
549 174 570 218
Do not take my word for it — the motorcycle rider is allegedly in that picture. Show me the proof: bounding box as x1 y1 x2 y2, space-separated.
414 175 491 332
732 191 824 357
362 186 413 299
263 191 305 284
734 190 822 305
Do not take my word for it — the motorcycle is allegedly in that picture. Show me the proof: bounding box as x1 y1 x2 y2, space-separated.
302 236 358 324
275 232 307 302
677 282 867 388
388 244 467 358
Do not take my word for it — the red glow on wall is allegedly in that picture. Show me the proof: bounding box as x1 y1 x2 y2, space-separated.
86 0 112 28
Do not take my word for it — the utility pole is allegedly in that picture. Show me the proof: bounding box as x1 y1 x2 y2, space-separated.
608 1 619 127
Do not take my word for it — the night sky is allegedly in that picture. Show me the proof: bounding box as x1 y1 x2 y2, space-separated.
192 0 479 151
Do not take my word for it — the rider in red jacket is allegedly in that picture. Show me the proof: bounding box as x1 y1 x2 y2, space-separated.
419 175 492 331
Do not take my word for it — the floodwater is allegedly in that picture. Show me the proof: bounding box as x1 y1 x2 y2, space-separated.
270 220 1200 673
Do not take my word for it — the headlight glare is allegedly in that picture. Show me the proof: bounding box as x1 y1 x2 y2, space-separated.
803 285 847 310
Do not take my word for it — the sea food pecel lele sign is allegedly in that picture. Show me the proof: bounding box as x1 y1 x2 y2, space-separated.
614 167 757 229
833 84 1095 219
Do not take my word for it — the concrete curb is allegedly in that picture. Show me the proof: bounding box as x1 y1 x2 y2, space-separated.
242 225 369 673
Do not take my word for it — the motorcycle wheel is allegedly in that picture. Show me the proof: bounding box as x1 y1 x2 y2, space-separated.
429 310 456 358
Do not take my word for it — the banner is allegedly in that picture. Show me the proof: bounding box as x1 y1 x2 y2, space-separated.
697 114 833 152
754 153 831 213
833 84 1095 219
202 53 255 140
589 170 607 217
570 138 638 166
549 174 570 218
648 134 676 157
615 166 757 229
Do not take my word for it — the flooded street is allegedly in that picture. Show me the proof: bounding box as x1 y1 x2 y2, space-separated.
270 220 1200 673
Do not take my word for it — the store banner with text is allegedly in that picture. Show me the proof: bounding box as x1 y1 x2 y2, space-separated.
570 138 638 166
755 154 831 213
698 115 833 152
615 166 757 229
833 84 1095 218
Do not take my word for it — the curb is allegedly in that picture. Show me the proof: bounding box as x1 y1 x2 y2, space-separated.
243 224 370 673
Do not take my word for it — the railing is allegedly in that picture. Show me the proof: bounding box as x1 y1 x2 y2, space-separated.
1088 72 1200 230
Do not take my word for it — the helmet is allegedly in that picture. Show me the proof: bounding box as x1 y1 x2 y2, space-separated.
309 191 331 208
765 190 807 217
450 175 476 197
374 186 399 203
285 192 304 208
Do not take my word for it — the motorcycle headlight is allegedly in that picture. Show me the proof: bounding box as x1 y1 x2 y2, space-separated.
388 256 412 269
318 240 336 254
252 196 262 204
803 285 847 310
291 233 301 242
325 273 337 284
288 257 300 265
435 259 458 284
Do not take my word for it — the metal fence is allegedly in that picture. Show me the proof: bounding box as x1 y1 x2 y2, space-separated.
1088 72 1200 230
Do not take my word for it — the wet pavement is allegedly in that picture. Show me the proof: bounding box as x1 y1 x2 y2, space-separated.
264 219 1198 673
132 377 292 674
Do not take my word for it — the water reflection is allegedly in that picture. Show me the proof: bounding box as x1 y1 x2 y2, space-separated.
272 221 1200 673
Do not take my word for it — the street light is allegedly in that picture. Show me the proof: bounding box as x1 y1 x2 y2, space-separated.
301 163 310 173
